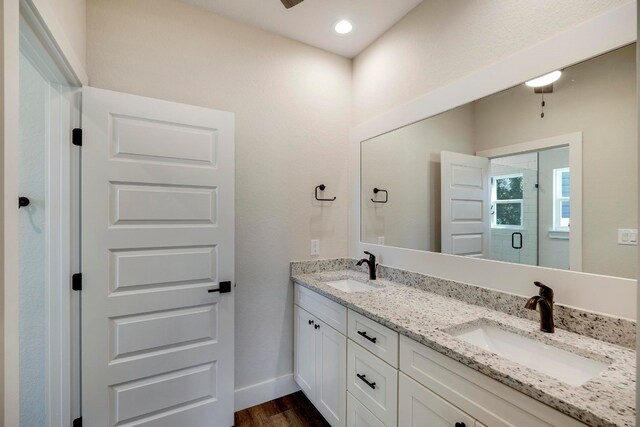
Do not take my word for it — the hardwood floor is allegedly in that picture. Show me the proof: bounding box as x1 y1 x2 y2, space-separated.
234 391 331 427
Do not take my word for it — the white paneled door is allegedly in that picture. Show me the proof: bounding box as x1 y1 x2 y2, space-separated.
81 87 235 426
441 151 491 258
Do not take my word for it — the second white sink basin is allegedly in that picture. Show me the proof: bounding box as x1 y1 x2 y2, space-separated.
325 279 378 293
454 323 609 387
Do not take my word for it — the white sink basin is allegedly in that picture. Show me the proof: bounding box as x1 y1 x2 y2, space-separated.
325 279 379 293
454 324 609 387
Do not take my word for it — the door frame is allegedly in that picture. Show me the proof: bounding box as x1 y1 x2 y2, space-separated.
476 132 583 271
8 1 82 425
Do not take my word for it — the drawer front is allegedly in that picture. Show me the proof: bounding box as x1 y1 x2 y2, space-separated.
347 392 386 427
296 283 347 334
399 335 586 427
347 340 398 427
348 310 399 368
399 372 475 427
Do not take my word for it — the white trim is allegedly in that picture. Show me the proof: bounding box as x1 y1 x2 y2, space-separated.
4 1 22 424
349 4 637 319
23 0 87 85
15 4 81 426
478 132 583 272
234 374 301 412
548 230 569 240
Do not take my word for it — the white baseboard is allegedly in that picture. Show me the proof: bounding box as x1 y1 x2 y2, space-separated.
234 374 301 411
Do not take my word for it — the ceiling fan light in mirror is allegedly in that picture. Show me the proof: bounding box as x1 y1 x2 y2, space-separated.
281 0 304 9
525 70 562 88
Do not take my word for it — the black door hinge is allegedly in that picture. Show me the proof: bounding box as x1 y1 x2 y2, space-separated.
72 273 82 291
72 417 82 427
72 128 82 146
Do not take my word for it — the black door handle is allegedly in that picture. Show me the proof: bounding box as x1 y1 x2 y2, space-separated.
18 197 30 208
511 232 523 250
357 330 377 343
208 281 232 293
356 373 376 389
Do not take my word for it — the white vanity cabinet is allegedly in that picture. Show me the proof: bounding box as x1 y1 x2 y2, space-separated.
294 287 347 427
293 284 588 427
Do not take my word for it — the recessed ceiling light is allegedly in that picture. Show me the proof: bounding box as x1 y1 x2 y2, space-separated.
334 20 353 34
525 71 562 88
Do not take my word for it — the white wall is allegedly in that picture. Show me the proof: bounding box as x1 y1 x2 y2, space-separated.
352 0 632 124
360 104 474 251
86 0 351 399
538 147 570 270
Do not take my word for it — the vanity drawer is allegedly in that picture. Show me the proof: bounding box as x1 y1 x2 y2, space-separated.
347 392 386 427
295 283 347 334
348 309 398 368
347 340 397 427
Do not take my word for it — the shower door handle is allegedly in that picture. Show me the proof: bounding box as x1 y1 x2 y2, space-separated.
511 232 523 249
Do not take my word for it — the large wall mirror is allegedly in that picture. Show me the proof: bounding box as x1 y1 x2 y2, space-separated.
361 43 637 280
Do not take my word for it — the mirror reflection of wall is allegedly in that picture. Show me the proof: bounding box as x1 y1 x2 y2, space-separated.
361 43 637 279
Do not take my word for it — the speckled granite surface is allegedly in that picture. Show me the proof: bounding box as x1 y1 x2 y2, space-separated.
290 261 636 427
291 258 636 349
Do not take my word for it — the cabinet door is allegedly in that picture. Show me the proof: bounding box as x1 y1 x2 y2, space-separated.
315 319 347 427
294 305 317 400
347 392 386 427
399 373 475 427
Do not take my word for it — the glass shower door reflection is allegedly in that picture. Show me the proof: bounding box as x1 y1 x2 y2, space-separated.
489 152 539 266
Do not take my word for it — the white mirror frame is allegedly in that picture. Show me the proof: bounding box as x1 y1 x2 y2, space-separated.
349 2 637 319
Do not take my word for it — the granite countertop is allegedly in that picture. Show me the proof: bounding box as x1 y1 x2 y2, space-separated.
291 269 636 427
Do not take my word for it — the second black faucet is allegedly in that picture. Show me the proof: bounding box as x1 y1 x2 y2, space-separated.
356 251 377 280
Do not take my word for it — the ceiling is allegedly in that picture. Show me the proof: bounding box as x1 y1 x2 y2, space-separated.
179 0 424 58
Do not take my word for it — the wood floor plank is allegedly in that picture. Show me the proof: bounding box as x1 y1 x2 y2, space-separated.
234 391 330 427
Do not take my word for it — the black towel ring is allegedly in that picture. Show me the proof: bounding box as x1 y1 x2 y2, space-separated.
371 188 388 203
315 184 336 202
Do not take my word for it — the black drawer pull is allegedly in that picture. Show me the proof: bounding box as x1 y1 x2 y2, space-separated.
357 330 377 343
356 373 376 389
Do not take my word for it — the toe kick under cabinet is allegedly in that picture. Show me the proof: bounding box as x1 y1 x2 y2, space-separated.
293 284 587 427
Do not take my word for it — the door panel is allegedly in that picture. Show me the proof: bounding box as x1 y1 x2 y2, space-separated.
441 151 491 258
81 87 234 426
316 321 347 427
294 305 317 399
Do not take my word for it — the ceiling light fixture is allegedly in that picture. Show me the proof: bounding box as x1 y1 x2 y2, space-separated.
334 20 353 34
525 71 562 88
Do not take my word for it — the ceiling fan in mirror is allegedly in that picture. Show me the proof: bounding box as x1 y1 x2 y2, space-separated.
281 0 304 9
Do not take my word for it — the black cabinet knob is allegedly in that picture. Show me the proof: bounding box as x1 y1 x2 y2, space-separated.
455 423 466 427
308 319 314 325
314 324 320 330
18 197 30 208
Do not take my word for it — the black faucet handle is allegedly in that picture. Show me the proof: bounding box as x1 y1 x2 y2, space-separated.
534 281 554 301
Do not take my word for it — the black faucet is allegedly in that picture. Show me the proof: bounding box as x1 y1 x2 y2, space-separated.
356 251 377 280
524 281 554 333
